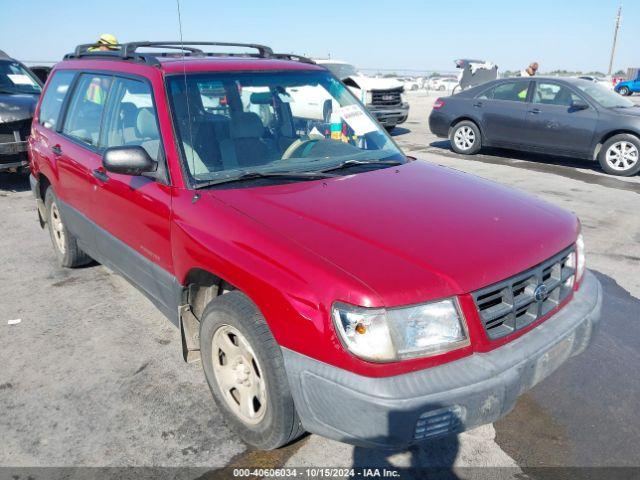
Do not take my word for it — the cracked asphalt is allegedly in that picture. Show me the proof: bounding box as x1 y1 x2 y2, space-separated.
1 91 639 478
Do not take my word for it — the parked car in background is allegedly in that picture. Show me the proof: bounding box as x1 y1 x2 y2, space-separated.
578 76 614 90
434 77 459 92
28 65 53 84
0 50 42 173
401 77 421 91
614 74 640 96
30 41 600 451
429 77 640 176
315 59 409 130
426 76 445 90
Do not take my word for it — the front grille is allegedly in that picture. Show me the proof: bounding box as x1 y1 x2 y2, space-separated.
0 120 31 144
371 88 402 106
472 246 576 339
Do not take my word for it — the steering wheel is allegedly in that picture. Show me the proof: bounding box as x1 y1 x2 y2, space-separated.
281 137 320 160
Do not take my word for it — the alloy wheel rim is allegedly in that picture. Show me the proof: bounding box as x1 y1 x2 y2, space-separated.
50 202 66 254
454 126 476 150
605 141 638 171
212 324 267 424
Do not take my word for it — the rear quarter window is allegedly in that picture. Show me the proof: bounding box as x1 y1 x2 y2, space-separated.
38 70 76 130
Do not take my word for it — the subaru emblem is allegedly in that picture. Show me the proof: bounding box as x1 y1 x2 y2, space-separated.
534 284 548 302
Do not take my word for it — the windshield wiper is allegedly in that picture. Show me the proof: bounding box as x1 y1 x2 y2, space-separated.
195 170 337 189
319 159 403 173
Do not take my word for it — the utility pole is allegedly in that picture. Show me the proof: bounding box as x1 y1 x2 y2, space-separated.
608 5 622 76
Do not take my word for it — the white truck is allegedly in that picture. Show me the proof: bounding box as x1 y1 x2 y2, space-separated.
305 59 409 131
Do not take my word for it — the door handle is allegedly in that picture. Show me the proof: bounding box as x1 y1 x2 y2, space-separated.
473 101 483 108
51 145 62 156
92 168 109 182
529 108 541 114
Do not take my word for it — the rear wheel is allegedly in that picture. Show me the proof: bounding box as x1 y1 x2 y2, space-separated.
44 188 92 267
618 86 631 96
598 134 640 176
200 291 304 449
449 120 482 155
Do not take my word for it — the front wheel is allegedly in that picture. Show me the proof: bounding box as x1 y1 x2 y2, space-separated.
597 134 640 176
449 120 482 155
618 86 631 96
200 291 304 450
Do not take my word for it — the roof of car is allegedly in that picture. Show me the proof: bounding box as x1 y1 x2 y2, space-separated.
61 41 324 75
157 56 323 74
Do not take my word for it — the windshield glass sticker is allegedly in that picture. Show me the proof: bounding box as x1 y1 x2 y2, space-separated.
338 105 377 135
7 74 37 86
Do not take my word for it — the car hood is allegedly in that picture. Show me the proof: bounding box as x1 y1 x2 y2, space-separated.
0 93 39 123
346 75 404 91
209 161 578 307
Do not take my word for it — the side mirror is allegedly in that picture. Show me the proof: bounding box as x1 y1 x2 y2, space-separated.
570 99 589 111
102 146 157 176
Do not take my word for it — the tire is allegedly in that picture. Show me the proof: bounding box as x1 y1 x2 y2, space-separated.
449 120 482 155
618 86 630 96
384 125 396 133
44 187 92 268
200 291 304 450
597 134 640 176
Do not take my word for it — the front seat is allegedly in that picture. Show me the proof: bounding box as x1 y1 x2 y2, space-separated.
133 108 161 161
219 112 270 169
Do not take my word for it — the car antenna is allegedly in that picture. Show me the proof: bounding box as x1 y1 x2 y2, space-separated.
175 0 197 182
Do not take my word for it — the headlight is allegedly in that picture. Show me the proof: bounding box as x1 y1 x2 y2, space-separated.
365 91 373 104
576 233 586 282
565 232 586 287
332 299 469 362
400 91 407 103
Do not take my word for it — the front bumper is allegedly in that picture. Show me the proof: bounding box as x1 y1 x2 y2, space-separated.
0 140 29 171
367 103 409 127
283 270 602 448
0 140 28 156
428 110 450 138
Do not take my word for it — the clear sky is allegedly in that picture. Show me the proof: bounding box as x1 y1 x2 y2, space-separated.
0 0 635 73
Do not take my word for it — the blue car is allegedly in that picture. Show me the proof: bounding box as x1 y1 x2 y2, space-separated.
615 76 640 96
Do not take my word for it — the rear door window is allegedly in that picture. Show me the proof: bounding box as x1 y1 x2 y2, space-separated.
100 77 162 161
478 81 530 102
38 70 76 130
62 73 112 147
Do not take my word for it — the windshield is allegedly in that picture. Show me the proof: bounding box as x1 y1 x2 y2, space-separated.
167 70 405 188
0 61 41 94
576 82 634 108
320 63 358 80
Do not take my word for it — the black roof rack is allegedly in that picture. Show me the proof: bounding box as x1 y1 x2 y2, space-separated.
63 41 314 67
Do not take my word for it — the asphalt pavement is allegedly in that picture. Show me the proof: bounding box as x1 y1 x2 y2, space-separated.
1 91 639 478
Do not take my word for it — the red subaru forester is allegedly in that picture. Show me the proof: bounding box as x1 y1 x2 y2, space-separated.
28 42 602 450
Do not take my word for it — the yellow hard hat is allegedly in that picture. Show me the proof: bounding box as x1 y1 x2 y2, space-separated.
98 33 118 47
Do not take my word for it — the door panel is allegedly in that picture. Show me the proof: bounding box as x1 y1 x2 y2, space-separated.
90 76 175 311
526 82 598 156
475 80 532 146
53 73 114 251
